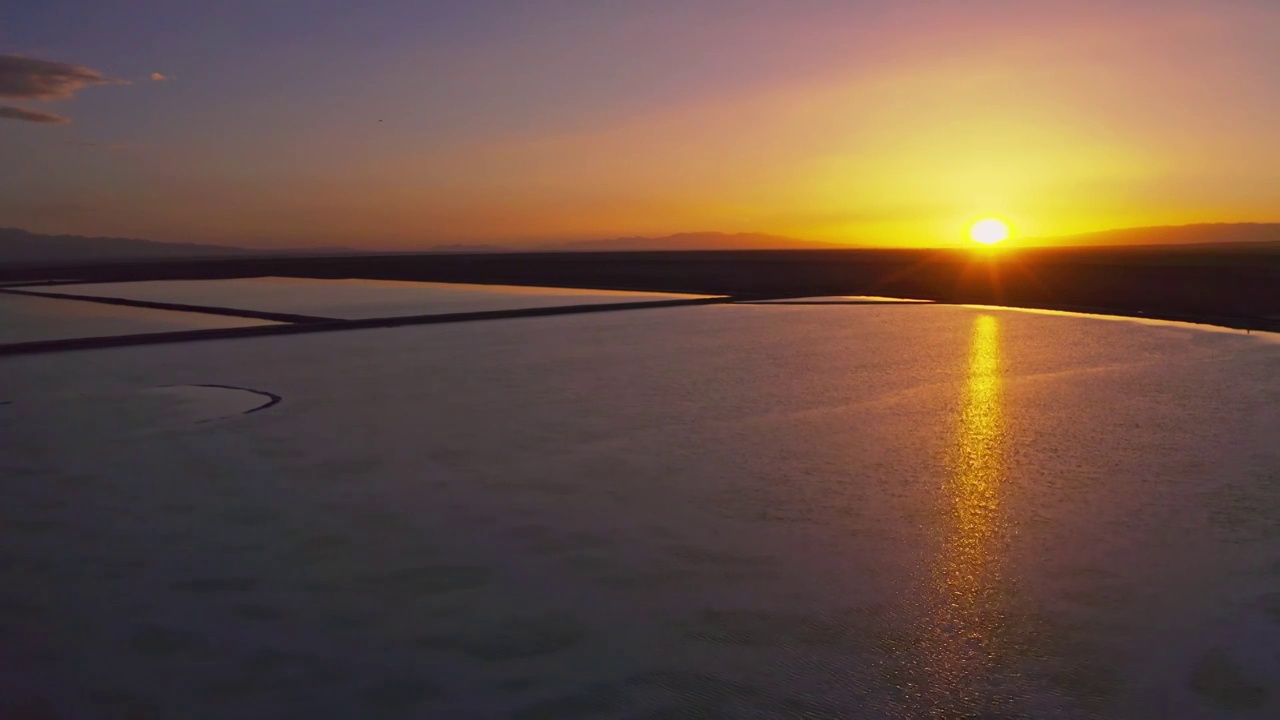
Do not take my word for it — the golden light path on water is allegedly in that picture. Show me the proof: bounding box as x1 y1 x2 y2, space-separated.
913 313 1011 715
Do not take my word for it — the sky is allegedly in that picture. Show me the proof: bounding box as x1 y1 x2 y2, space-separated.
2 0 1279 249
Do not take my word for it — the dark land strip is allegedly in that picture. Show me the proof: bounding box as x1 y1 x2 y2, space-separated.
0 296 729 357
740 300 933 306
2 245 1278 334
2 245 1276 329
0 280 83 288
0 287 335 324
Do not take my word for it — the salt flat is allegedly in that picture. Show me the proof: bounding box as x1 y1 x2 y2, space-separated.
21 277 713 320
0 292 278 344
2 302 1279 718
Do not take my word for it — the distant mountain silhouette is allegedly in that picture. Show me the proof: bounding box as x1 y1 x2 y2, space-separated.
544 232 844 252
6 224 1279 265
1 228 834 263
421 233 837 253
1035 223 1280 248
0 228 353 264
423 243 513 253
536 226 1280 251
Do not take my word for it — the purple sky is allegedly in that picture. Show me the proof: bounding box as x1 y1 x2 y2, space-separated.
2 1 1278 248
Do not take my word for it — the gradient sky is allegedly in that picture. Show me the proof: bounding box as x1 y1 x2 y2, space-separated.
2 0 1278 249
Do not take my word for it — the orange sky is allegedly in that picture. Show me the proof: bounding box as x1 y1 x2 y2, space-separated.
3 1 1278 248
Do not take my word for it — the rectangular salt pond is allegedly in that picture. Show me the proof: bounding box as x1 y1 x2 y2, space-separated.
22 277 714 320
0 291 278 345
1 303 1278 718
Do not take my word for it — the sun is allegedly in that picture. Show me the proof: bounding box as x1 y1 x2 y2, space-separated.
968 218 1011 246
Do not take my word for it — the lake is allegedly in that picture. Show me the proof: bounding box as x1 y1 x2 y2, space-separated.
2 300 1278 718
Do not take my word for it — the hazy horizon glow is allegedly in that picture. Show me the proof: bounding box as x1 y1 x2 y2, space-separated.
2 1 1278 249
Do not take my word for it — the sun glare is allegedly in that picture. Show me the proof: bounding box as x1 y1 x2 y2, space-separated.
968 218 1011 246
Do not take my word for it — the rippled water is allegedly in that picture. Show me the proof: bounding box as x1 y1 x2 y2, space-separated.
1 304 1278 718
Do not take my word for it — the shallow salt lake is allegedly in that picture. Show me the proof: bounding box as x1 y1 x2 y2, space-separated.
20 277 713 320
0 291 278 344
2 301 1279 718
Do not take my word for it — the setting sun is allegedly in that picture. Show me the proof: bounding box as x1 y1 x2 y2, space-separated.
968 218 1011 246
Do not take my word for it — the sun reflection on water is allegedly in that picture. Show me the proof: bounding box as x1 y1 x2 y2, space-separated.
917 313 1011 714
945 314 1004 611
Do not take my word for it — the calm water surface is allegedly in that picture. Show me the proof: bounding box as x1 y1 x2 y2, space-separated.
2 304 1278 718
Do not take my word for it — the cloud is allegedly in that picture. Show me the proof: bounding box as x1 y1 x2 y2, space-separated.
0 54 122 100
150 72 171 81
0 105 69 123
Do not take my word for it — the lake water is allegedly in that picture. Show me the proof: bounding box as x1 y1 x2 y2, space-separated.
0 291 277 344
21 277 713 320
2 302 1278 718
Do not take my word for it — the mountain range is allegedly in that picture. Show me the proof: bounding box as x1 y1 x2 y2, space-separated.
3 224 1279 264
543 232 843 252
0 227 358 264
1016 222 1280 248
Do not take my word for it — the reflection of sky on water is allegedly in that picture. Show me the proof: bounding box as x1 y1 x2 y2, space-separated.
3 304 1279 717
19 278 711 321
0 292 277 344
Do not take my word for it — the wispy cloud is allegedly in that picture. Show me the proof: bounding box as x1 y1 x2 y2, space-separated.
0 105 69 123
150 72 171 81
0 54 123 99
